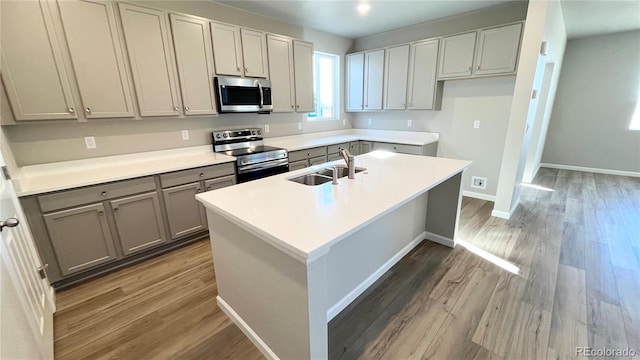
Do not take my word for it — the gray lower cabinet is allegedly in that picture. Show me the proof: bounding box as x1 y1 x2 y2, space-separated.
360 141 372 154
289 160 307 171
349 141 360 155
111 192 166 255
371 141 437 156
289 146 327 170
309 155 328 166
162 182 207 239
44 203 117 276
204 174 236 191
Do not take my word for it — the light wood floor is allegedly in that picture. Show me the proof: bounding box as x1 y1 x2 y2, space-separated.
54 168 640 359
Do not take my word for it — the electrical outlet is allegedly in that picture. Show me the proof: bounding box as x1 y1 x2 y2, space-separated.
84 136 96 150
473 120 480 129
181 130 189 140
265 124 270 133
342 118 346 126
298 122 302 130
407 119 412 127
368 118 372 126
471 176 487 189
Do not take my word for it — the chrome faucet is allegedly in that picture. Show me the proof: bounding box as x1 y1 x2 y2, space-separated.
339 148 355 179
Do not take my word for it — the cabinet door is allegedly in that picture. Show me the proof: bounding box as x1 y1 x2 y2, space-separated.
44 203 117 275
241 28 268 78
474 23 522 76
289 160 308 171
267 35 295 112
170 14 217 116
437 32 476 79
360 141 372 154
293 40 314 113
309 155 327 166
364 49 384 111
384 44 410 110
111 192 166 256
0 0 77 120
119 3 181 117
407 39 439 110
349 141 360 155
58 0 135 119
204 175 236 192
210 22 243 76
163 182 206 239
346 53 365 111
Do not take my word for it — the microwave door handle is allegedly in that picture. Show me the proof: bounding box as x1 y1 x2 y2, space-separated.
258 83 264 109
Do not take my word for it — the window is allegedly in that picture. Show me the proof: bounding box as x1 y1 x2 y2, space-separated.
308 52 340 121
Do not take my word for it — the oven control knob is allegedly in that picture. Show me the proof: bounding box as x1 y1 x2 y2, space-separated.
223 134 228 138
257 129 262 135
252 131 256 135
215 134 221 139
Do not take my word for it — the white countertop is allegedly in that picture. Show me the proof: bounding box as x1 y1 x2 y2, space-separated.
13 129 439 197
264 129 439 151
196 151 470 264
14 146 235 196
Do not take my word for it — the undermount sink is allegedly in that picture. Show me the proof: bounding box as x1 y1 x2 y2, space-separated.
288 165 367 186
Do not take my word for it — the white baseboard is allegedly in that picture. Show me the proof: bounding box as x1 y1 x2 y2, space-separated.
540 163 640 178
326 231 426 322
462 190 496 202
425 231 456 248
217 296 279 360
491 197 520 220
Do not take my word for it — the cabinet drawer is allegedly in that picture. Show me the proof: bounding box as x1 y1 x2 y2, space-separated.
160 162 235 188
309 155 328 166
38 177 156 213
289 159 308 171
289 147 327 162
327 142 350 154
204 174 236 191
373 142 423 155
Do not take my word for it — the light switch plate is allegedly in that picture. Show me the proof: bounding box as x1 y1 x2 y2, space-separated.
265 124 270 133
407 119 412 127
474 120 480 129
84 136 96 149
298 122 302 130
343 119 346 126
368 118 372 126
181 130 189 140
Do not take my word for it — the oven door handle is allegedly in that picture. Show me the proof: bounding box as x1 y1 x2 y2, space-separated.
238 158 289 173
258 82 264 109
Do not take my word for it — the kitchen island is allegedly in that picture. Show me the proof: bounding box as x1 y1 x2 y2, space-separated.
196 152 471 359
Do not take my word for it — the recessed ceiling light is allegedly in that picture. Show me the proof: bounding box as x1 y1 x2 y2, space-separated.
357 2 370 15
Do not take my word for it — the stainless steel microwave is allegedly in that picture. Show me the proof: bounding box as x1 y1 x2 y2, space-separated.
214 76 273 114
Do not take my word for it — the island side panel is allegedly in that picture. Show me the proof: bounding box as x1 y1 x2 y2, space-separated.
326 192 429 320
207 212 327 360
425 172 464 247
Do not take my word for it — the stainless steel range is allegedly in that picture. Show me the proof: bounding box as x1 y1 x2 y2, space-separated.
212 128 288 183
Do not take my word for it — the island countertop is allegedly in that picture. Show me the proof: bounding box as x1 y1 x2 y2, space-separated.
196 152 471 263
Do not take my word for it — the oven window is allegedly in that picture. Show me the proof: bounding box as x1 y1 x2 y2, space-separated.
221 86 261 105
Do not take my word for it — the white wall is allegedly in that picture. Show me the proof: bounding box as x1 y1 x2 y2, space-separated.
541 30 640 174
492 0 567 218
1 0 353 166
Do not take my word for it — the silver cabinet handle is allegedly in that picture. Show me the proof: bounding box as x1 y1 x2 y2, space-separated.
291 105 294 109
237 66 241 71
113 207 119 212
68 107 75 114
98 211 104 216
199 173 204 177
185 106 190 111
0 218 19 232
196 188 202 193
85 107 91 113
245 68 249 72
101 191 107 196
296 105 300 109
476 66 480 70
174 106 179 111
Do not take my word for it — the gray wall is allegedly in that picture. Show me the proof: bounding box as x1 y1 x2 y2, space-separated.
1 0 353 166
350 2 528 199
541 30 640 173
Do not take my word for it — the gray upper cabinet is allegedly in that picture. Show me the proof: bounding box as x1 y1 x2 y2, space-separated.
364 49 384 111
241 28 269 78
293 40 314 113
383 44 410 110
0 0 77 121
474 23 523 76
118 3 181 117
58 0 135 119
163 182 207 239
267 34 295 112
346 53 365 111
407 39 440 110
44 203 117 276
169 13 217 116
437 32 476 79
210 21 243 77
111 192 167 256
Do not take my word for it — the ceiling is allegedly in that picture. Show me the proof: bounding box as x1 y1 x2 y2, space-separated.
216 0 512 38
561 0 640 39
217 0 640 40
